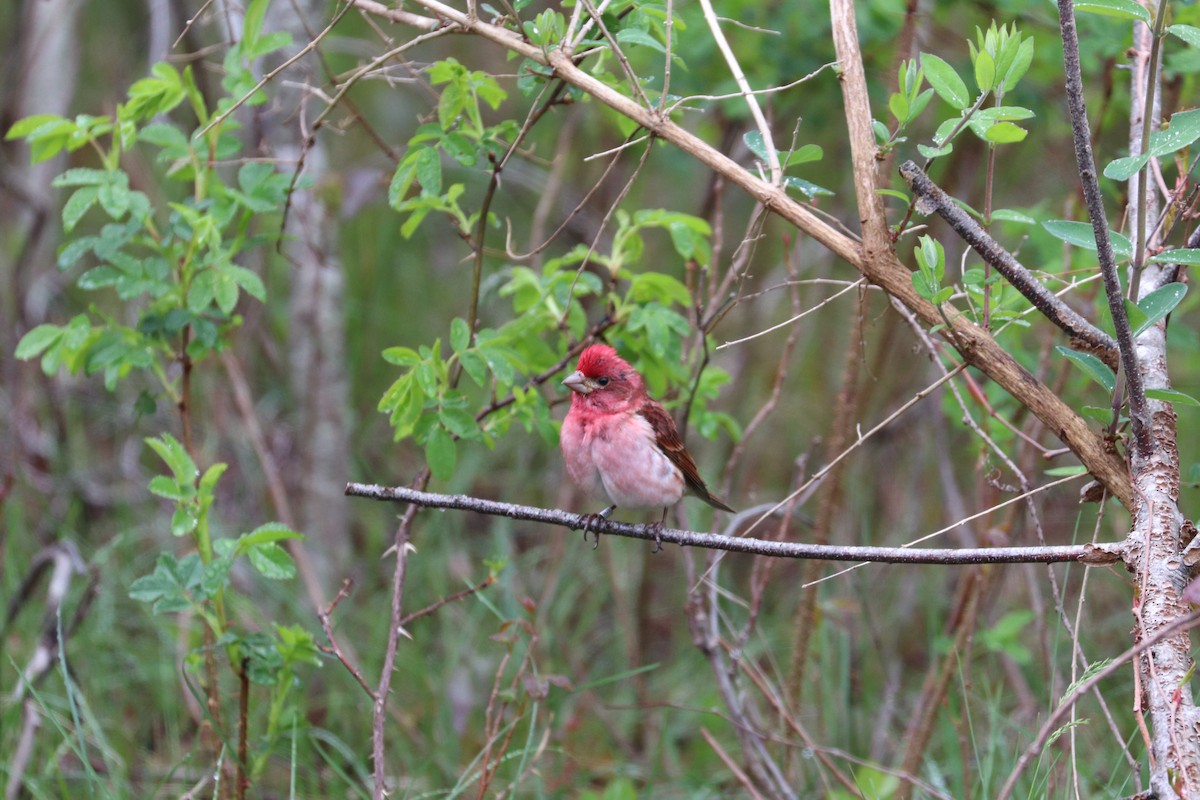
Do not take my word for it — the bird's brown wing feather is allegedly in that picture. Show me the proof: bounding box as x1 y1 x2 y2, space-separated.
638 400 735 513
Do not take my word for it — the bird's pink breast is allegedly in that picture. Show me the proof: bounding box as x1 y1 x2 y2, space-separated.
561 407 684 510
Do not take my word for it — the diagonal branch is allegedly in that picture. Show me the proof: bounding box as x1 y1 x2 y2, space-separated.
344 482 1125 566
900 161 1119 366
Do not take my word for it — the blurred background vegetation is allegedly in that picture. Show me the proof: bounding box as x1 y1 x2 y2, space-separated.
3 0 1199 796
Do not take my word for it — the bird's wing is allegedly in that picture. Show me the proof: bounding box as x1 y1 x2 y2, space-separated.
638 400 734 512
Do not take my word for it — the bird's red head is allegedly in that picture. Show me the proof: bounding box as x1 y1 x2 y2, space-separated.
563 344 643 409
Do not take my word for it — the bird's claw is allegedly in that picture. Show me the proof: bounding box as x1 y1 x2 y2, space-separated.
578 506 615 549
647 521 665 553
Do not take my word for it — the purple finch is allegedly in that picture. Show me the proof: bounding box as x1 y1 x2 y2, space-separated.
560 344 734 549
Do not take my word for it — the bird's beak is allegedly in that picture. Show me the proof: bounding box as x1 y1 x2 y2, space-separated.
562 370 594 395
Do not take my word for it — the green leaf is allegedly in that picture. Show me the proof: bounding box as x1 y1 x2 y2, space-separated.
782 176 834 199
383 376 424 440
1124 298 1148 336
450 317 470 354
16 325 63 360
1042 220 1133 259
382 346 421 366
426 424 456 480
52 168 110 187
742 130 770 162
1149 249 1200 266
920 54 970 110
459 350 489 386
248 543 297 580
1167 24 1200 48
130 553 204 613
615 27 665 54
212 267 239 314
171 505 198 537
98 181 130 220
629 272 691 306
889 92 910 125
783 144 823 168
227 265 266 303
1001 37 1035 93
198 463 227 503
62 187 100 231
917 142 953 159
990 208 1036 224
1045 465 1089 476
1055 345 1115 393
148 475 190 501
973 48 996 93
1073 0 1150 21
1103 153 1150 181
982 121 1027 143
1145 388 1200 407
146 433 198 485
438 406 480 440
7 113 67 140
1149 109 1200 158
1132 283 1187 337
123 62 186 123
414 147 442 197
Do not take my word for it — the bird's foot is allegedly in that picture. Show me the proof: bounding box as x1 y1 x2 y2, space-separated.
579 505 615 549
646 521 666 553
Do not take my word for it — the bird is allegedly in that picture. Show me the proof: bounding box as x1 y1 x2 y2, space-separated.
559 343 734 550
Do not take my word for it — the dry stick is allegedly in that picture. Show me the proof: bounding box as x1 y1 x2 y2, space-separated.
697 0 781 184
364 0 1133 509
995 608 1200 800
1056 0 1150 458
344 483 1126 566
899 161 1119 367
829 0 890 258
236 658 249 800
317 580 376 700
736 645 866 797
372 496 420 800
700 727 770 800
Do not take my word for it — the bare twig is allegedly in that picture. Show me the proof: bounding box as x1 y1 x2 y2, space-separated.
1056 0 1149 457
344 483 1126 566
317 580 376 700
696 0 780 184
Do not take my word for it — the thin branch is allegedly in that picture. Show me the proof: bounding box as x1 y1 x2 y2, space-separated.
343 483 1125 566
1056 0 1150 458
697 0 781 184
197 0 363 138
899 161 1119 366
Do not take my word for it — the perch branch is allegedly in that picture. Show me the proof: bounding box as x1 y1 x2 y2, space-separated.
899 161 1119 367
344 483 1124 566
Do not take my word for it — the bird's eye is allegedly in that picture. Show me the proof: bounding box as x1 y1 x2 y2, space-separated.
597 377 610 387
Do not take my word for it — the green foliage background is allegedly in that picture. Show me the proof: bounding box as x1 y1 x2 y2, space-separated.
3 0 1200 796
